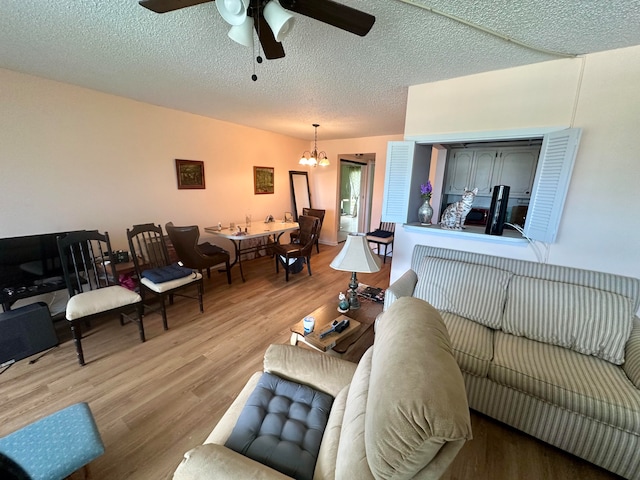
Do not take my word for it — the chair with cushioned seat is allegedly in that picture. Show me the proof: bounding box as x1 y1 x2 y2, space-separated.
165 222 232 284
127 223 204 330
273 215 320 282
56 230 144 366
366 221 395 263
0 402 104 480
290 208 325 253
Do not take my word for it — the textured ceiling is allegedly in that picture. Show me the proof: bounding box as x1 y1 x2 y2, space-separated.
2 0 640 140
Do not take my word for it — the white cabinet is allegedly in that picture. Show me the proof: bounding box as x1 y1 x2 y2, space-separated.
446 146 539 199
494 147 539 197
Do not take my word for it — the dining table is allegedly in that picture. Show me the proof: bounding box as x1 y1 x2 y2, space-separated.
204 221 299 282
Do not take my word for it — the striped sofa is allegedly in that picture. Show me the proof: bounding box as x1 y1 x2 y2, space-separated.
385 245 640 479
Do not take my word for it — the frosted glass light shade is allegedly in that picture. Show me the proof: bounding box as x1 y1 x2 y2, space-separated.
263 1 295 42
217 0 249 26
228 17 254 47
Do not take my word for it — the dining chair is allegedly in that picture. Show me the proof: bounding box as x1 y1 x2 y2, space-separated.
165 222 232 284
273 215 320 281
56 230 144 366
127 223 204 330
366 221 395 263
289 207 325 253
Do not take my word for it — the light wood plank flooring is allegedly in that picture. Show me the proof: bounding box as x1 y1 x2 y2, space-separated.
0 245 621 479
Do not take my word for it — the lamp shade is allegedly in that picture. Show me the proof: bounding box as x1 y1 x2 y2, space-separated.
330 233 382 273
216 0 249 26
228 16 254 47
263 1 295 42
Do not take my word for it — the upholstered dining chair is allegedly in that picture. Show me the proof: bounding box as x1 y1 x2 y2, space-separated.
165 222 232 284
290 207 325 253
127 223 204 330
366 221 395 264
56 230 144 366
273 215 320 281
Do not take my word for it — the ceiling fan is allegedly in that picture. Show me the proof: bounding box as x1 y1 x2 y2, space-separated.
139 0 376 60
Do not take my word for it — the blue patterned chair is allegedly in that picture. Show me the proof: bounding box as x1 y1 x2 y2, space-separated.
0 402 104 480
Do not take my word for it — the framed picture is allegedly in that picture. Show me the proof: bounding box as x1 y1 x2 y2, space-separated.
254 166 274 194
176 159 205 189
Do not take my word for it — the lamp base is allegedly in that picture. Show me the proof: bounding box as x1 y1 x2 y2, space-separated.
348 271 360 310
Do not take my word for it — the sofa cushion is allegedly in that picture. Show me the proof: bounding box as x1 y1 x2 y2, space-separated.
623 317 640 389
503 276 635 364
440 311 494 377
413 257 512 329
364 297 472 478
490 332 640 433
224 372 333 480
334 347 374 479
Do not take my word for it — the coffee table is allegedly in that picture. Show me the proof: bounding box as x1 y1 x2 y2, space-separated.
290 299 383 356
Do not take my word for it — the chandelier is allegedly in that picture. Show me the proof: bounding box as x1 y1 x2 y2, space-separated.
299 124 330 167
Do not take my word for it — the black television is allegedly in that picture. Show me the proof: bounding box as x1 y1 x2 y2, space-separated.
0 232 73 310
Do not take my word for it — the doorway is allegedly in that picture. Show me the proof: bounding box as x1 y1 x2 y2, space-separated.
338 154 375 243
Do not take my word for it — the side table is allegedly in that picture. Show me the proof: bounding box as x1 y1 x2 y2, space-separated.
290 299 383 357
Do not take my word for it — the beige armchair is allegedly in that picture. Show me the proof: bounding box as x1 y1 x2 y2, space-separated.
173 297 472 479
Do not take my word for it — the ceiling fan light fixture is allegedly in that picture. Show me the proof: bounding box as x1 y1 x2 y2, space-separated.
263 0 295 42
299 124 329 168
228 16 254 47
216 0 249 26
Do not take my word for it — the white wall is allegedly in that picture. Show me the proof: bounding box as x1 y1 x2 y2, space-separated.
0 68 308 250
392 46 640 284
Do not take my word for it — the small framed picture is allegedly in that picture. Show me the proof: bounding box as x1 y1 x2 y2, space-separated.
176 159 205 189
284 212 293 223
254 166 274 194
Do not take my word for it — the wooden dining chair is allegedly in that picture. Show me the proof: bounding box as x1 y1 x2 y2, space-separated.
366 221 395 263
290 208 325 253
127 223 204 330
273 215 320 281
56 230 144 366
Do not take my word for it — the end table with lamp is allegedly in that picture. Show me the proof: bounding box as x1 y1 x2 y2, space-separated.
329 233 382 310
289 233 384 359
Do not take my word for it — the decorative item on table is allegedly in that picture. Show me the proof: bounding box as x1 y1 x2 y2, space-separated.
440 187 478 230
283 212 293 223
264 214 275 223
356 284 385 303
330 233 382 310
303 315 315 334
245 214 252 228
217 222 223 231
337 292 350 313
418 180 433 225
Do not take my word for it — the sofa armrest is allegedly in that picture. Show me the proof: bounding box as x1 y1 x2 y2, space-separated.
173 444 291 480
263 344 357 397
383 269 418 311
623 316 640 389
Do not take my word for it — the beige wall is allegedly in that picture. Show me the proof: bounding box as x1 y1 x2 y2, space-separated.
306 135 403 245
0 68 309 250
393 45 640 285
0 68 401 252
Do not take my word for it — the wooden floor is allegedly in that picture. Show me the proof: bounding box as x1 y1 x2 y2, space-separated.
0 245 622 479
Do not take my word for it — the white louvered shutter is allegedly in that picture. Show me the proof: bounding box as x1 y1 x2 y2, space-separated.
382 141 415 223
524 128 582 243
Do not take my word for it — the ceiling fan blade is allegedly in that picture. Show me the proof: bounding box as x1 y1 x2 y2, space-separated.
255 16 285 60
139 0 213 14
279 0 375 37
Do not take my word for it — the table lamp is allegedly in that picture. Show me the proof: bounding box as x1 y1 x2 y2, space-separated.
330 233 382 310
